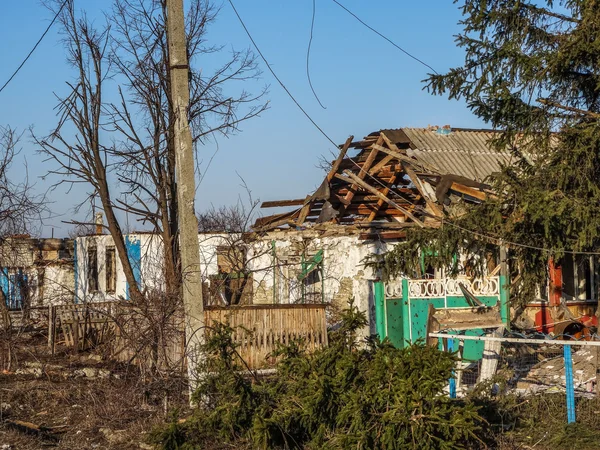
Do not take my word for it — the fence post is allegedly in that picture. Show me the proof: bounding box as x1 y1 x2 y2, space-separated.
48 305 55 350
374 281 386 341
447 338 456 399
564 344 576 424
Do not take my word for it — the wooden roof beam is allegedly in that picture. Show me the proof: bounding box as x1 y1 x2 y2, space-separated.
343 135 383 203
377 133 443 218
336 170 425 228
261 199 306 208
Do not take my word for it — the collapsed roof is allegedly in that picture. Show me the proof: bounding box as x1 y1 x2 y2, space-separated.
254 127 510 239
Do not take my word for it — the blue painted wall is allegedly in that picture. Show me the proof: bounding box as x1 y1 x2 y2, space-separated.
0 268 26 310
125 236 142 300
0 268 9 308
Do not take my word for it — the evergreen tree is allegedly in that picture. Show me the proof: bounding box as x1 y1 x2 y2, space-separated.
379 0 600 309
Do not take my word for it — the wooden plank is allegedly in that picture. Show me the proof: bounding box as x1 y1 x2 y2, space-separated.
261 199 306 208
336 171 425 227
343 135 383 203
254 210 298 228
296 195 312 226
368 154 395 176
359 231 407 240
327 136 354 182
449 182 496 201
377 133 443 218
402 162 443 218
367 173 399 222
257 210 300 231
350 206 412 216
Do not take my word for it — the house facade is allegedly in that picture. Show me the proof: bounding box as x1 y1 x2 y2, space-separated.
0 237 74 310
67 126 598 341
73 232 235 302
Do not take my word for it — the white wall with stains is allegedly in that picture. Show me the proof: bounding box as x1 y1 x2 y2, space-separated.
74 230 399 334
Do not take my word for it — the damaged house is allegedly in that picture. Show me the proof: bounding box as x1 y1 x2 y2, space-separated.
0 236 74 310
254 126 597 343
71 127 598 347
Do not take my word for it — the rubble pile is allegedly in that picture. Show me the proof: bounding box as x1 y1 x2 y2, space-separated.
515 347 598 395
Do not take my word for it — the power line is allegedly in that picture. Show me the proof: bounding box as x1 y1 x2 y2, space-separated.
307 0 327 109
0 0 69 96
227 0 337 148
331 0 439 75
440 219 600 256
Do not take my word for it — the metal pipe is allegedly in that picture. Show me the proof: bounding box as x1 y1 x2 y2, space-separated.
429 332 600 347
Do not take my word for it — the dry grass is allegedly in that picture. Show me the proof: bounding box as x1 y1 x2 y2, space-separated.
0 329 189 449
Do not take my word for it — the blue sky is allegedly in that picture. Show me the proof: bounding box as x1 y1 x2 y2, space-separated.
0 1 485 237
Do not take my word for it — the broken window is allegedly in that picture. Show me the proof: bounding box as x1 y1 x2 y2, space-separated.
561 255 597 302
212 245 252 305
106 247 116 293
2 269 28 310
299 250 324 303
87 246 98 292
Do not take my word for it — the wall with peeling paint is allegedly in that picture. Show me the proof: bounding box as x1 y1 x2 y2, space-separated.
248 230 398 335
74 231 399 335
74 233 233 301
1 238 74 309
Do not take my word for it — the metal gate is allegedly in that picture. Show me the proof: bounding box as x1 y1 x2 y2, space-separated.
374 276 509 360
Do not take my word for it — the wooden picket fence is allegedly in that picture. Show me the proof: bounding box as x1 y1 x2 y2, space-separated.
49 302 328 370
205 303 328 369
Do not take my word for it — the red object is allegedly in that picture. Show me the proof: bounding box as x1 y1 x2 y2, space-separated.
549 258 562 306
535 306 554 333
580 315 598 328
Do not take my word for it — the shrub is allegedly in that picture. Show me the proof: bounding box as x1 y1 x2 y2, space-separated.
153 304 485 449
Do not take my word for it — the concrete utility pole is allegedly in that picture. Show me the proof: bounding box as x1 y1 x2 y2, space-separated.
165 0 204 380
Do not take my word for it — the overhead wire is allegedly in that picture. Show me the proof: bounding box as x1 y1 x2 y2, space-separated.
331 0 439 75
227 0 600 256
307 0 327 109
227 0 337 148
0 0 69 96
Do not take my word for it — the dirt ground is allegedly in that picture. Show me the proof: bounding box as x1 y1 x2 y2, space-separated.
0 330 189 450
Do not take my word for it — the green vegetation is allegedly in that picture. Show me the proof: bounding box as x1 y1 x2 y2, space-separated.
152 305 485 450
371 0 600 309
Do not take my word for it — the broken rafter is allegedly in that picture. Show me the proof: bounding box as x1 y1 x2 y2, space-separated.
336 170 425 228
327 136 354 182
367 154 395 176
261 199 306 208
377 133 443 218
449 182 497 201
254 210 300 230
343 135 382 204
296 195 312 226
367 172 399 222
295 136 354 227
403 163 443 218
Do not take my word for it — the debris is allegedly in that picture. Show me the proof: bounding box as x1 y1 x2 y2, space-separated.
100 427 128 445
0 402 11 415
72 367 111 379
5 419 59 441
515 347 598 394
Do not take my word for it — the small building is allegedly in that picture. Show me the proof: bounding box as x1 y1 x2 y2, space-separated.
0 236 74 309
73 232 241 302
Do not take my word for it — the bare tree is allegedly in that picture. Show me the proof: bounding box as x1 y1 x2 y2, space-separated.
0 127 44 238
34 1 143 301
107 0 268 295
198 184 260 306
0 126 45 366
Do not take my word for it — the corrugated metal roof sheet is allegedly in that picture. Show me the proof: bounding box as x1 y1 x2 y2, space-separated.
400 128 512 182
